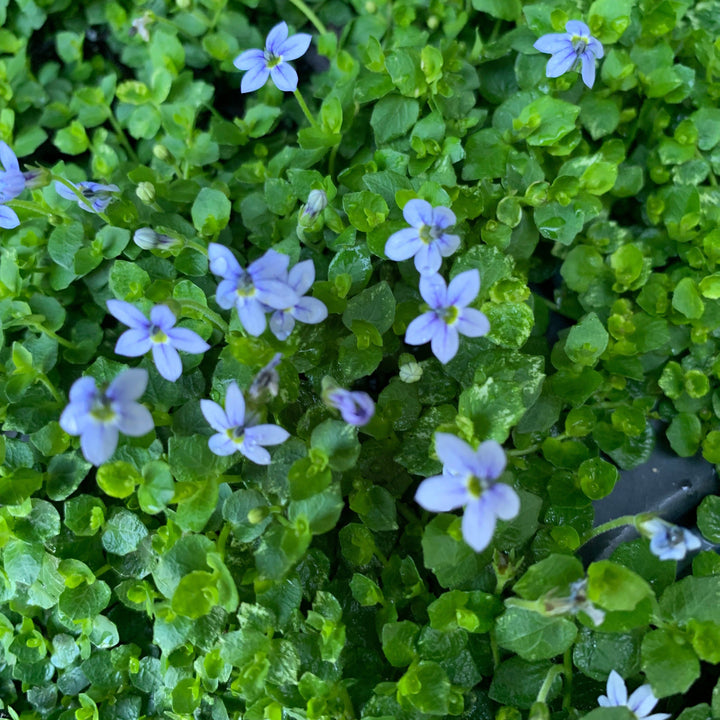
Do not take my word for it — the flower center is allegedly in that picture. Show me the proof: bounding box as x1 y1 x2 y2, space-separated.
667 526 684 545
90 394 116 423
467 475 484 498
150 325 167 344
264 51 282 68
227 425 245 444
236 272 256 298
438 305 459 325
571 34 589 55
419 224 439 244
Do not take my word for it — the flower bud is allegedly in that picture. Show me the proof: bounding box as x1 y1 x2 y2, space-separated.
22 167 50 189
247 507 269 525
399 355 422 383
299 189 327 226
153 144 173 162
133 227 177 250
136 181 156 204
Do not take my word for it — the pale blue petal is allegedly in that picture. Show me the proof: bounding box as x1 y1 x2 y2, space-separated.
414 243 442 276
405 312 440 345
0 205 20 229
115 329 152 357
565 20 590 36
242 65 271 93
225 381 246 428
208 243 241 279
546 46 578 78
152 343 182 381
81 422 118 466
239 441 271 465
165 326 210 354
265 22 289 54
385 228 423 261
628 685 660 718
415 473 468 512
292 296 327 324
60 401 92 436
150 304 177 331
234 48 265 70
270 310 295 340
476 440 507 480
237 298 267 336
431 205 456 230
486 483 519 521
447 269 480 307
277 32 312 61
55 181 79 202
580 53 596 88
431 323 459 364
456 308 490 338
418 273 448 309
462 496 496 552
0 142 19 172
435 433 481 478
0 171 25 202
115 402 154 436
270 63 299 92
435 232 461 257
209 433 236 456
255 279 298 309
69 376 98 405
216 278 239 309
201 399 231 432
534 33 571 54
605 671 628 707
245 424 290 446
403 198 433 228
288 259 315 295
684 530 702 551
106 299 149 330
588 36 604 59
106 368 148 403
250 248 290 280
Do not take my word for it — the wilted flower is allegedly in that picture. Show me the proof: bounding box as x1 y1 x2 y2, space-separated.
248 353 282 402
327 388 375 426
385 199 461 276
133 227 178 251
59 369 154 466
638 517 701 561
543 578 605 627
268 259 328 341
533 20 604 88
130 12 153 42
107 300 210 382
405 270 490 364
415 433 519 552
55 180 120 213
208 243 297 337
233 21 312 93
598 670 670 720
200 381 289 464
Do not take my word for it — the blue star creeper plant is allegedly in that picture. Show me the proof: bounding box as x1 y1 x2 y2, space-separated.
385 199 461 275
208 243 298 336
534 20 604 88
106 300 210 382
54 179 120 213
59 369 154 466
200 380 289 463
405 270 490 363
233 21 311 93
598 671 670 720
415 433 520 552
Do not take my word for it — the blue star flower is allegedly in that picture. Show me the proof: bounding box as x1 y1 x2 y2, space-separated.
107 300 210 382
327 388 375 426
59 369 154 466
415 433 520 552
233 21 312 93
598 670 670 720
55 180 120 213
0 142 26 229
533 20 604 88
639 517 702 561
405 270 490 364
385 199 461 276
200 381 290 464
269 259 328 341
208 243 298 337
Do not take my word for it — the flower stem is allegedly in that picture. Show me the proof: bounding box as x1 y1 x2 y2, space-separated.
293 89 318 127
177 299 228 335
287 0 327 35
38 373 63 404
562 648 573 710
5 199 70 221
185 239 208 255
26 319 79 349
106 111 139 163
536 664 565 703
579 514 636 546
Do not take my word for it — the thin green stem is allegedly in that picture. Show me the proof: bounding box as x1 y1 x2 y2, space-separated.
38 373 63 404
490 630 500 670
579 514 636 546
28 320 78 349
293 89 318 127
562 648 573 710
328 144 339 179
536 664 565 704
106 112 139 162
185 239 208 255
373 544 389 566
5 199 70 221
177 299 228 334
287 0 328 35
216 522 231 559
51 174 113 225
507 443 540 457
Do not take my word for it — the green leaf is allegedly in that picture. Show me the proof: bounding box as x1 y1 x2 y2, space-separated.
578 457 618 500
382 620 419 667
565 313 609 366
370 95 420 144
96 460 140 498
587 561 654 611
489 657 562 709
666 413 702 457
58 580 111 620
514 555 585 600
641 628 700 698
588 0 635 43
310 420 361 471
472 0 521 20
517 96 580 147
672 278 704 319
288 483 344 534
343 191 389 232
495 607 577 661
54 120 89 154
191 187 232 235
697 496 720 543
573 627 642 681
463 129 510 180
342 281 396 335
102 509 148 555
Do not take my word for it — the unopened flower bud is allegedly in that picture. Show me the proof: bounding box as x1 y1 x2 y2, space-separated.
153 144 172 162
175 0 191 9
133 227 177 250
299 189 327 226
248 353 282 403
22 167 50 189
247 507 268 525
136 182 155 204
399 355 422 383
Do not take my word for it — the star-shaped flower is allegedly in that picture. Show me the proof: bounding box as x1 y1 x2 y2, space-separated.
55 180 120 213
200 381 289 464
598 671 670 720
107 300 210 382
533 20 604 88
233 21 312 93
327 388 375 427
638 518 701 561
59 369 154 466
405 270 490 364
385 199 461 276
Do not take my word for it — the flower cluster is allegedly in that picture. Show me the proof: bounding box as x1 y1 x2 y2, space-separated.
208 243 327 340
415 433 519 552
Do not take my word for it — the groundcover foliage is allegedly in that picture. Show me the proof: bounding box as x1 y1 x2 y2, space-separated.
2 0 720 717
